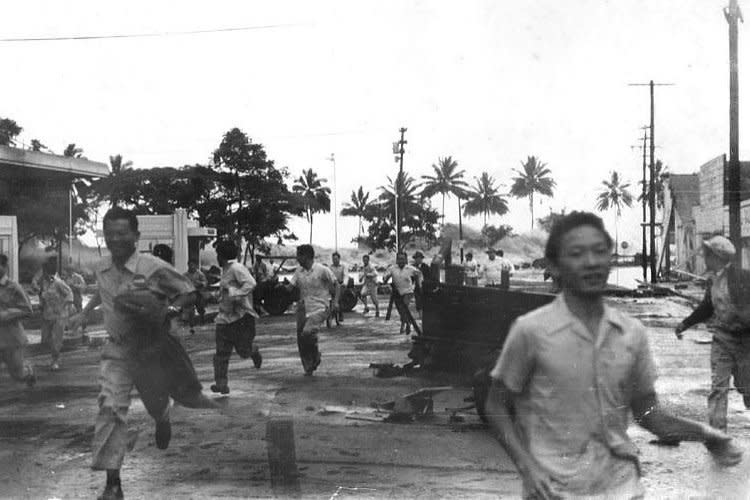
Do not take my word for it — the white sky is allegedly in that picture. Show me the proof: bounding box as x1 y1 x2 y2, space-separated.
0 0 745 250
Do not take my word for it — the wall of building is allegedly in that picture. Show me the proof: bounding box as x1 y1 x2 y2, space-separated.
692 155 750 270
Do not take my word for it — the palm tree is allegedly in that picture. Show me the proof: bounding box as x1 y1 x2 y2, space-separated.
108 154 134 207
293 168 331 244
638 159 669 209
510 156 556 230
63 143 84 158
595 171 634 253
463 172 509 227
420 156 469 224
340 186 371 241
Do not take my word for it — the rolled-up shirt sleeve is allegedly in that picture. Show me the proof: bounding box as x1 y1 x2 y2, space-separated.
489 320 535 393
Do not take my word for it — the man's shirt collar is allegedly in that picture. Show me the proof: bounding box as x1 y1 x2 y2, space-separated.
551 294 626 335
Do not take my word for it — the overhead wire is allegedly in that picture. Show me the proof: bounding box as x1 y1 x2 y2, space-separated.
0 23 300 43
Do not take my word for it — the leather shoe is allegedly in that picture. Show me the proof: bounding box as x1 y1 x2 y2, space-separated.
155 419 171 450
251 350 262 369
97 483 124 500
210 384 230 395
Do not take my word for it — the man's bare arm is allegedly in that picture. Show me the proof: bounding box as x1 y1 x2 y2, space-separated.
485 380 561 500
633 392 734 446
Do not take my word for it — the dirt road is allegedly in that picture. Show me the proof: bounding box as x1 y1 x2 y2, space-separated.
2 297 750 498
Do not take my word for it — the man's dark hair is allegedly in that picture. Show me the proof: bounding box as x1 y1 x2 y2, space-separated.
297 244 315 259
0 254 8 267
152 244 173 263
43 256 57 274
362 254 370 260
544 211 613 264
332 251 341 258
466 252 473 258
103 206 139 232
215 240 238 261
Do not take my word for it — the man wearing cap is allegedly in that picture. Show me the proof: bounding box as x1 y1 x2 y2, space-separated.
676 235 750 434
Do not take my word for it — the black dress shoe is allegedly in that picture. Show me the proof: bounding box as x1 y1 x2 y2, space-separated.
210 384 230 394
251 351 263 369
155 419 171 450
98 483 124 500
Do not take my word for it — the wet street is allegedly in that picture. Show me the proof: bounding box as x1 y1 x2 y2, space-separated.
2 295 750 499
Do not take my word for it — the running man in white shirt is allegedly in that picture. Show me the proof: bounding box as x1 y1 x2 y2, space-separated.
383 252 422 335
288 245 340 376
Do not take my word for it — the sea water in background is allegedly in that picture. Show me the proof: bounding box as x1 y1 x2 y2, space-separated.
608 266 643 290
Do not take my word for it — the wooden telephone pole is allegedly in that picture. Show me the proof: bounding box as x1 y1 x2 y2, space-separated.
726 0 743 267
394 127 407 250
629 81 674 282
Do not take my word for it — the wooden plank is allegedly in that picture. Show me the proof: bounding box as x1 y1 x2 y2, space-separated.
266 418 300 492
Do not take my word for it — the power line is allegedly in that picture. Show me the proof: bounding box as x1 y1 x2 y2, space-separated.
0 23 300 43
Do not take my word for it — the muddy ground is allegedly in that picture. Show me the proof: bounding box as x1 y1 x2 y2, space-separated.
2 296 750 499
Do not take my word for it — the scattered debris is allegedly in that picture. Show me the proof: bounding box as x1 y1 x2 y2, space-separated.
369 361 417 378
375 386 453 423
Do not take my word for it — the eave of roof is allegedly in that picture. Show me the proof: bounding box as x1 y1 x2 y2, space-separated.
0 145 109 177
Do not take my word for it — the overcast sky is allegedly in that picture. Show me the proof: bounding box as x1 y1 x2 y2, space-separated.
0 0 745 251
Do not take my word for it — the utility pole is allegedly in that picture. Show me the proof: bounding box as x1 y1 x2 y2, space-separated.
327 153 338 252
394 128 407 250
726 0 743 267
630 127 661 281
629 80 674 283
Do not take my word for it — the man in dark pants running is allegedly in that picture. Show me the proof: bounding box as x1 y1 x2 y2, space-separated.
211 240 262 395
287 244 340 376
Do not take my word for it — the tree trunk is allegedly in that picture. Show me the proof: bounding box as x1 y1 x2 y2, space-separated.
529 193 535 230
441 193 446 226
458 196 464 263
309 212 314 244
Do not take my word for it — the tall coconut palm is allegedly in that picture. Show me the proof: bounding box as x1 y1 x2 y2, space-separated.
340 186 371 241
108 154 134 207
637 159 669 209
595 171 634 253
420 156 469 224
463 172 509 227
293 168 331 244
509 156 556 230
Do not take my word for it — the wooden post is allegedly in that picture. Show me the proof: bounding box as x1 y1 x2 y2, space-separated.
266 418 300 492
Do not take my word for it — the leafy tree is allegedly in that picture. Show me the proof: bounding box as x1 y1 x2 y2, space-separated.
481 224 515 246
637 159 668 209
363 171 439 250
463 172 509 227
63 143 84 158
292 168 331 244
595 171 633 253
340 186 371 242
421 156 469 224
81 128 303 261
510 156 556 230
0 118 22 146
